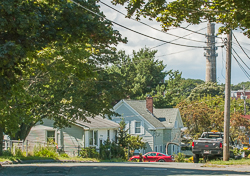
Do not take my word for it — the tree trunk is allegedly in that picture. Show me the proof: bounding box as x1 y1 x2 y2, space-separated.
0 125 3 156
13 122 34 140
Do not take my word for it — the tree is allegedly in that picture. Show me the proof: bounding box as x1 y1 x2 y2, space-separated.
111 0 250 37
118 119 145 155
187 82 224 101
176 97 224 139
107 48 167 99
0 0 127 155
140 70 183 108
176 95 250 141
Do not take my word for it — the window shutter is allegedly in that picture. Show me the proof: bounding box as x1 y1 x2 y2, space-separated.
125 121 130 134
141 121 144 135
130 121 135 134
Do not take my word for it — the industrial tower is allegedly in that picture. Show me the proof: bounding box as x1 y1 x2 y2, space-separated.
204 23 218 83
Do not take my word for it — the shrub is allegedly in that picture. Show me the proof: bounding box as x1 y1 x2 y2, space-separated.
174 153 186 162
99 140 125 160
33 145 58 158
60 153 69 158
2 150 12 156
14 148 25 157
79 147 99 158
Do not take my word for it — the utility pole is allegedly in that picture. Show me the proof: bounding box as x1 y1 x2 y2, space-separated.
223 29 232 161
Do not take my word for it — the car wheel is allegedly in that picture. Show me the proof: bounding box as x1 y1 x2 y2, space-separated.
131 158 138 162
193 154 199 163
158 159 165 162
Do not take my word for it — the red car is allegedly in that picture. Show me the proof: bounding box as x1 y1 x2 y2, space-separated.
129 152 174 162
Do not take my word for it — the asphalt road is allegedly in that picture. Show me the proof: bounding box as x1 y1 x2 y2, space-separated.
1 162 250 176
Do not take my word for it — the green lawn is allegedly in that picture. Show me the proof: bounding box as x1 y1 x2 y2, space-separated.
0 156 100 163
207 158 250 165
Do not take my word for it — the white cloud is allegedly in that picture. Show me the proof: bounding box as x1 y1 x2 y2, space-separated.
99 0 250 85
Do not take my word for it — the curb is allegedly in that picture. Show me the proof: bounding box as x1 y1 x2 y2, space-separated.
0 159 98 165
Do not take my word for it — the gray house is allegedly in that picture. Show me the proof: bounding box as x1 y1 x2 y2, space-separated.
25 116 120 156
112 97 183 155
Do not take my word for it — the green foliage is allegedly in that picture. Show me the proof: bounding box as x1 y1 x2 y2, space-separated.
79 147 99 158
0 0 127 156
99 140 125 160
112 0 250 37
231 81 250 91
107 48 167 99
176 95 250 141
59 153 69 158
14 148 25 157
2 150 12 157
33 145 58 158
187 82 224 101
174 152 186 162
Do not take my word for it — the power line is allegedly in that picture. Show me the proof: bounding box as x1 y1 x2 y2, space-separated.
69 0 209 49
99 0 207 44
155 48 197 58
232 47 250 71
150 27 207 50
232 53 250 80
233 32 250 60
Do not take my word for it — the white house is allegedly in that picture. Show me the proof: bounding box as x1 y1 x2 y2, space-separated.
25 116 120 156
112 97 183 155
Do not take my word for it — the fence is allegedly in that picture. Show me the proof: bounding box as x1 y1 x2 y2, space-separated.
2 140 84 157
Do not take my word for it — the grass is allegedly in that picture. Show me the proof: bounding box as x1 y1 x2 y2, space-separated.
205 158 250 166
0 155 101 163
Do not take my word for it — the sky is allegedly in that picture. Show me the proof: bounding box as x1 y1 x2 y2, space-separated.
98 0 250 85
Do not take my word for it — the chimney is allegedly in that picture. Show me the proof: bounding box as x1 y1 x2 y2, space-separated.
146 95 153 114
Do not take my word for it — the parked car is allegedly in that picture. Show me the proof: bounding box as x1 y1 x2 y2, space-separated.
129 152 174 162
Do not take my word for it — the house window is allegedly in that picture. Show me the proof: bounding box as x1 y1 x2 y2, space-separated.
89 130 93 145
94 131 98 146
107 130 110 140
155 145 158 152
160 145 162 153
47 131 55 144
89 130 98 146
135 122 141 133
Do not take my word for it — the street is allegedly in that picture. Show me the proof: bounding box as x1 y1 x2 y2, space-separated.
1 162 250 176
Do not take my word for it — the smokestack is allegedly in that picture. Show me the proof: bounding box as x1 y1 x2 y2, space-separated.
146 95 153 114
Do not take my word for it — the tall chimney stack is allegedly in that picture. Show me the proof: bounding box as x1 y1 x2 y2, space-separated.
146 96 153 114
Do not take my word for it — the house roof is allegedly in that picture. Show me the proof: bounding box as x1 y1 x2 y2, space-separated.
123 100 167 129
76 116 120 130
153 108 180 128
121 99 183 129
242 115 250 120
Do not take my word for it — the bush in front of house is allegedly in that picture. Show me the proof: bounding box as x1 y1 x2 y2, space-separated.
99 140 125 160
33 145 59 158
174 152 186 162
79 147 99 158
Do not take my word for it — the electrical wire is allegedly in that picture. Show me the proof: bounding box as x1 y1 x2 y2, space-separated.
232 47 250 71
232 53 250 80
99 0 208 43
233 33 250 60
156 48 197 58
150 27 207 49
69 0 210 49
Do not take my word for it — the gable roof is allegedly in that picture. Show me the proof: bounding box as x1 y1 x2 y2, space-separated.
123 100 165 129
154 108 182 128
75 116 120 130
120 99 182 129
